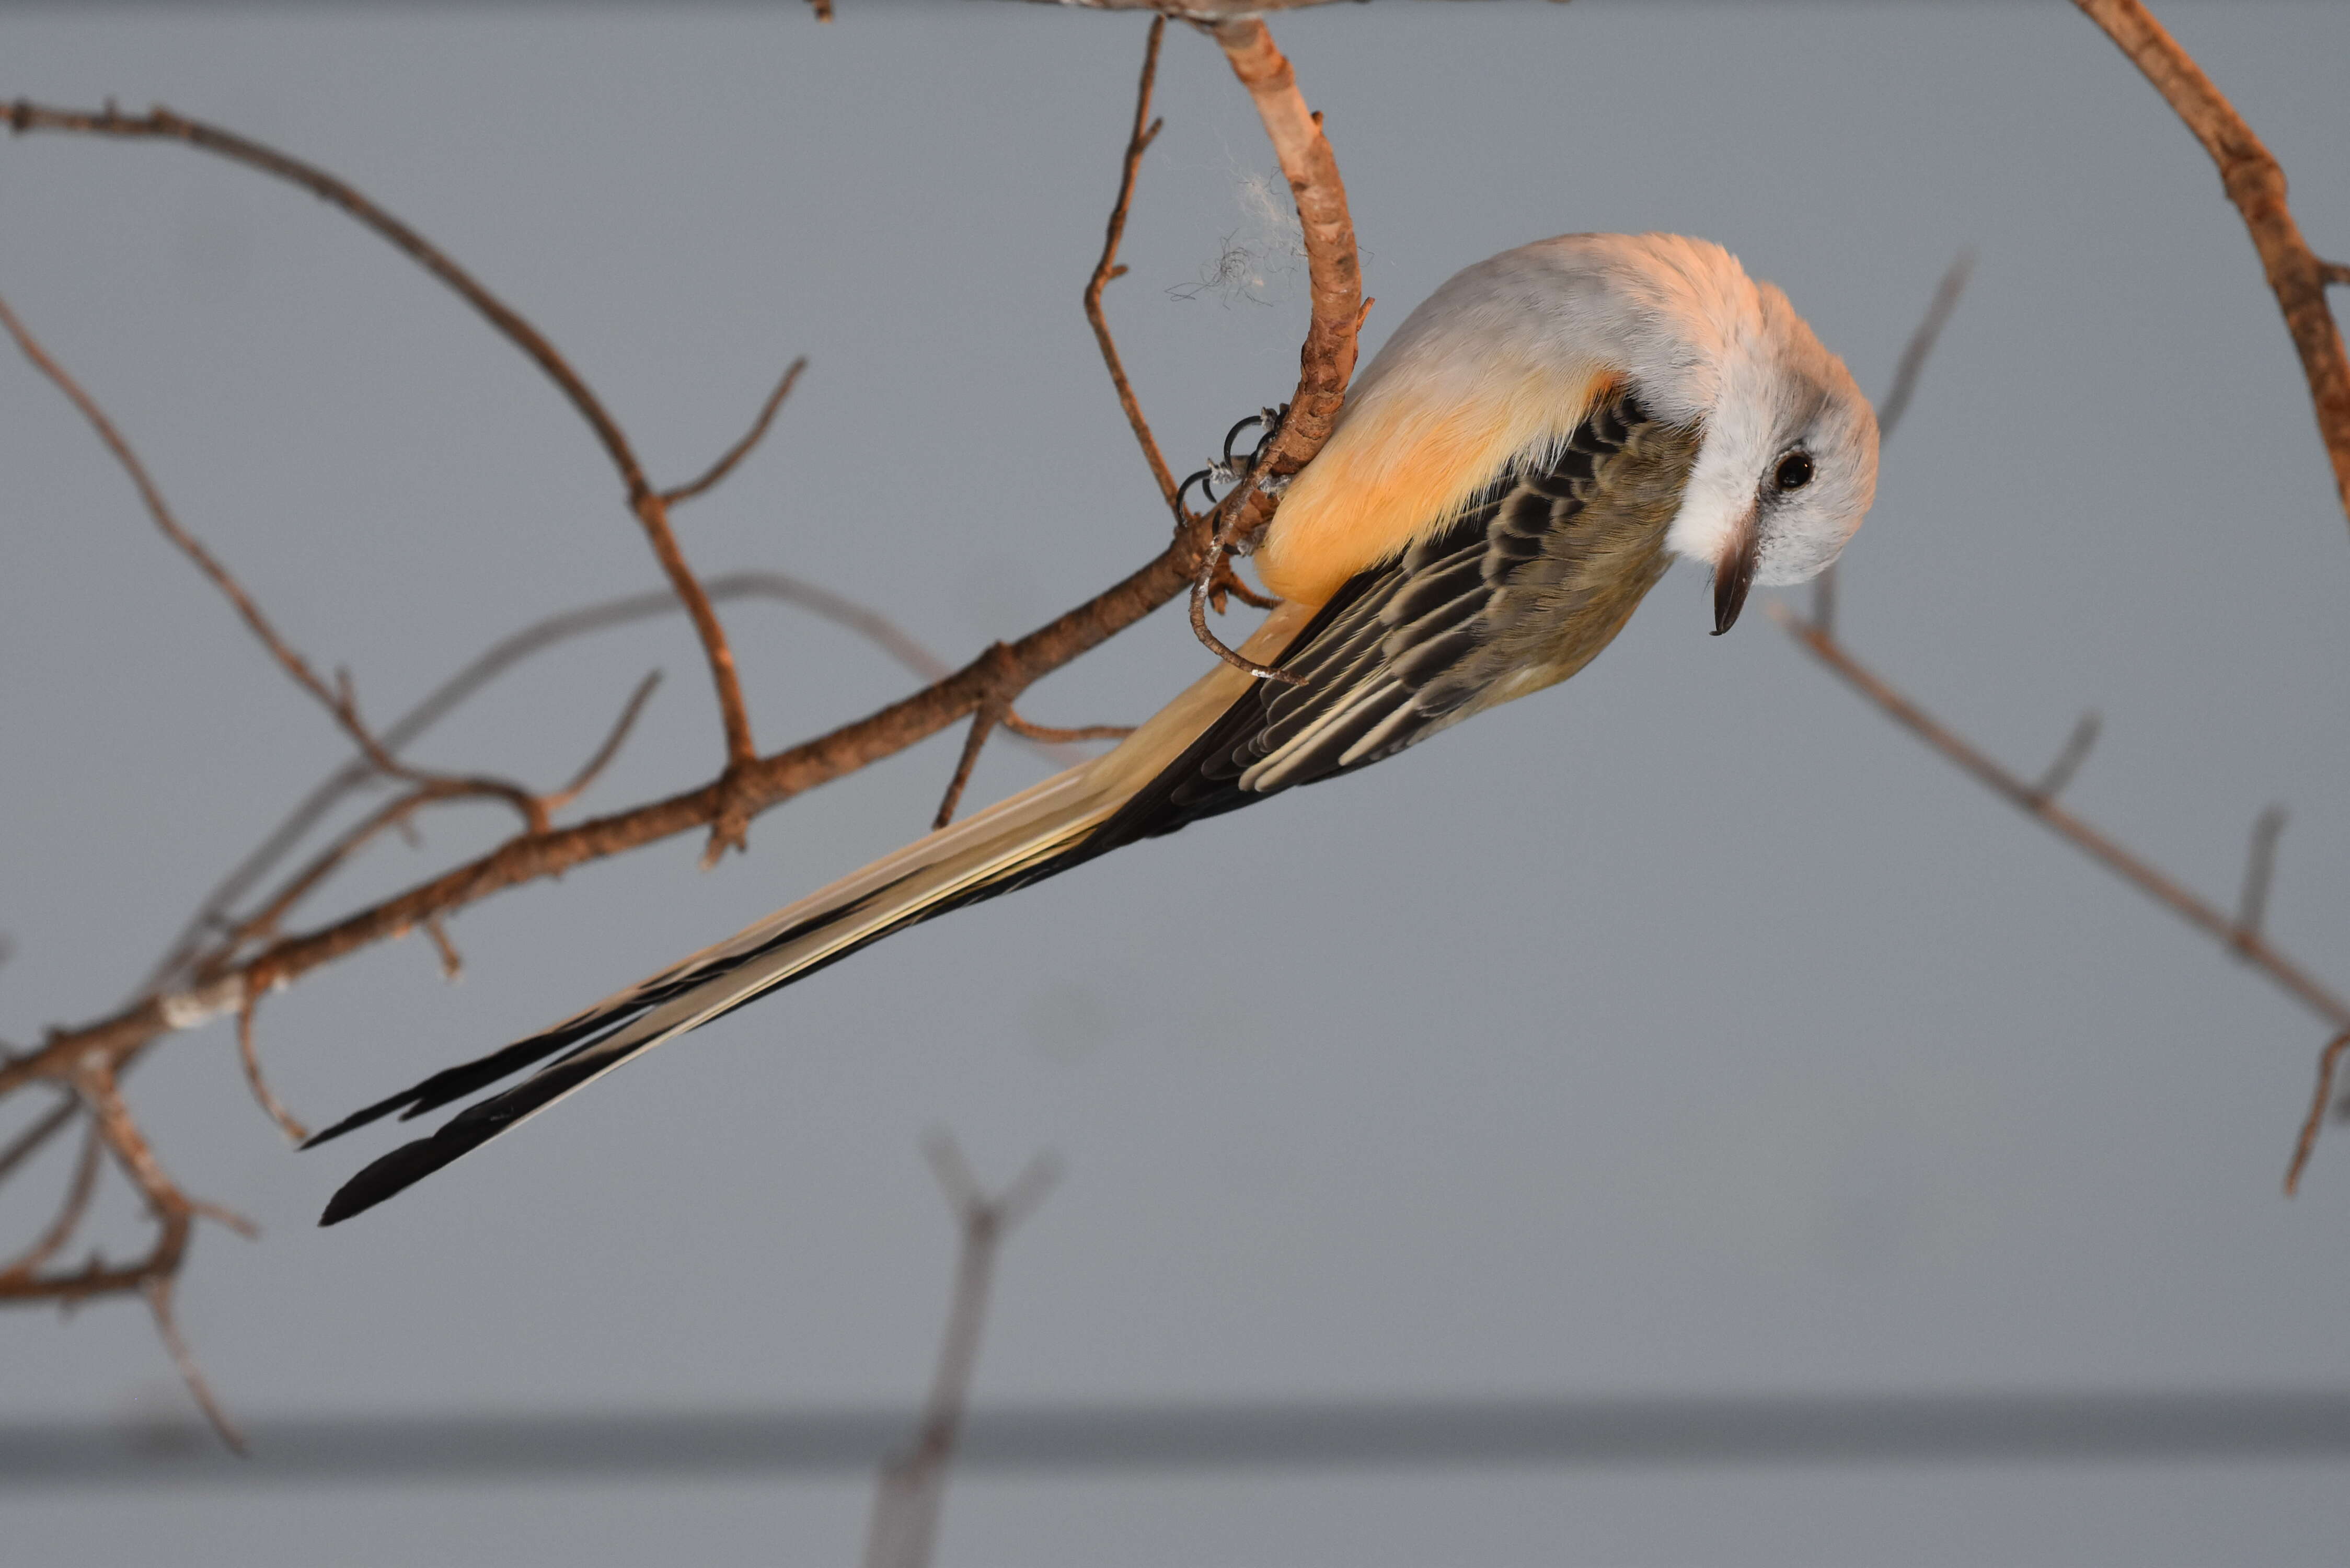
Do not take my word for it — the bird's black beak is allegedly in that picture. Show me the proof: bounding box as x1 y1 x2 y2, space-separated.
1711 510 1760 636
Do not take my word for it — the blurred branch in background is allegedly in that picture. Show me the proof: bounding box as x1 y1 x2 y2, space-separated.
862 1135 1058 1568
1781 174 2350 1194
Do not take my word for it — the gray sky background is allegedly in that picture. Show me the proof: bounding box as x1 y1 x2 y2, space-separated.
5 2 2350 1563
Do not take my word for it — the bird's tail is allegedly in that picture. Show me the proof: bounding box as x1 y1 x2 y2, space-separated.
309 603 1311 1225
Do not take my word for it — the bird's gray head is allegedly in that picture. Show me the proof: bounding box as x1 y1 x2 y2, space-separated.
1662 277 1879 634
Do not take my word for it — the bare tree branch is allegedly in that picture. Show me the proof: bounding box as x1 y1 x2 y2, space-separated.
4 100 764 835
2073 0 2350 528
1773 607 2350 1036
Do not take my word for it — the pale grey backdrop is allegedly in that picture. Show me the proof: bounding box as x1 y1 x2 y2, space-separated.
5 2 2350 1563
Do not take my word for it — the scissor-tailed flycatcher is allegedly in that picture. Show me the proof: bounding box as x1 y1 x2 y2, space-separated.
309 233 1879 1224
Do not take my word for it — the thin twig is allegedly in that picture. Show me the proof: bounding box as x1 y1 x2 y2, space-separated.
423 917 464 983
2233 805 2288 950
142 1277 246 1455
1772 605 2350 1035
1876 251 1976 444
0 289 545 832
0 1095 78 1186
659 358 807 506
542 671 665 814
999 712 1133 745
0 1121 101 1284
2072 1 2350 528
1085 16 1180 511
234 996 309 1145
139 571 1022 1000
933 702 1005 832
1813 249 1974 634
2284 1031 2350 1196
2028 712 2101 804
5 102 759 801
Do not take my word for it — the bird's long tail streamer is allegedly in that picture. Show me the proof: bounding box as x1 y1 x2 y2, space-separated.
309 604 1307 1224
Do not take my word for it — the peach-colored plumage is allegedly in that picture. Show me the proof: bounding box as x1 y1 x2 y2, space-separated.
1257 362 1614 605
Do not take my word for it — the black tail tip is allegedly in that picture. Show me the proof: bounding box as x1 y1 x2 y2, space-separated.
316 1119 497 1225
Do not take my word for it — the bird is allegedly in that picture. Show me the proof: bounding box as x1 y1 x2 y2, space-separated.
307 232 1880 1225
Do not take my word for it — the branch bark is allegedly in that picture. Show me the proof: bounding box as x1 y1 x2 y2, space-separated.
2072 0 2350 528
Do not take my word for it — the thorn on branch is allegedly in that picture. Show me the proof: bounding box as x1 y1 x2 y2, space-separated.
423 916 464 983
2233 804 2287 952
2285 1030 2350 1196
2321 260 2350 288
2028 711 2101 805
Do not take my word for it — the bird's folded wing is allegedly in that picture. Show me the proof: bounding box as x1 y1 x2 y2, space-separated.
1090 388 1702 849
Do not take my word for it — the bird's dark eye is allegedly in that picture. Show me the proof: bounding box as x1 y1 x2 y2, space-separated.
1773 452 1814 491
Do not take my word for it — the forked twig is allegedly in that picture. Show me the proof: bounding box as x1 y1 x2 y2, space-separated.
139 571 1019 1000
1085 17 1179 511
862 1134 1058 1568
5 101 761 827
0 290 548 831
